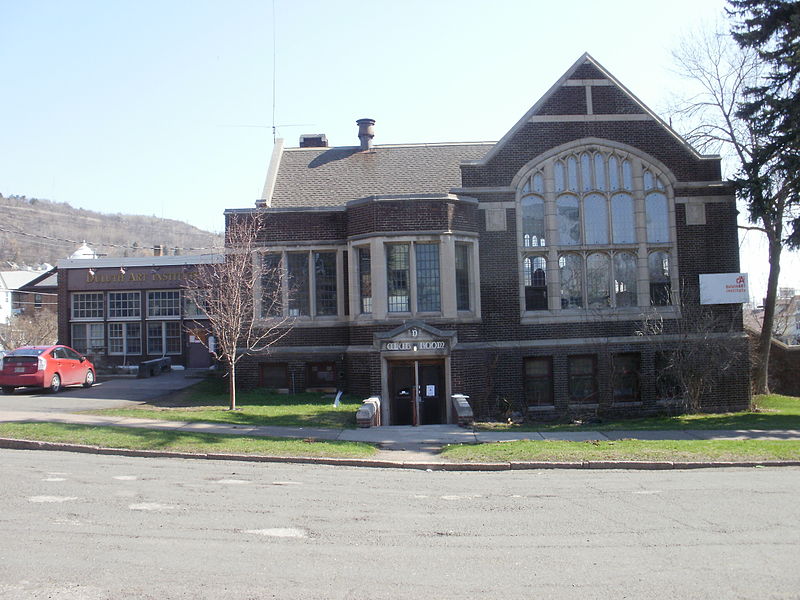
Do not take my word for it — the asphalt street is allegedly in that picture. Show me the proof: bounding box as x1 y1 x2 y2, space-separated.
1 449 798 599
0 371 200 413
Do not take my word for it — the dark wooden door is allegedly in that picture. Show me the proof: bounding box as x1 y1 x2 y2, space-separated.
419 361 445 425
388 363 415 425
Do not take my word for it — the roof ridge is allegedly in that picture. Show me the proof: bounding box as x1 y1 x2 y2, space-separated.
282 141 496 152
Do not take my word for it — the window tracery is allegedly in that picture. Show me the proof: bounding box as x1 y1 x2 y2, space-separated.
518 146 675 313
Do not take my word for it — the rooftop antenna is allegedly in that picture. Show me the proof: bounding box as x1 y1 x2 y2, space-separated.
272 0 277 142
218 4 314 144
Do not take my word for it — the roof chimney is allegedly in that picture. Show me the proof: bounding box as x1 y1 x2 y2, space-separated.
299 134 328 148
357 118 375 151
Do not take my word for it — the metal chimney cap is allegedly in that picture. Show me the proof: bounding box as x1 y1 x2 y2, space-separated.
357 118 375 150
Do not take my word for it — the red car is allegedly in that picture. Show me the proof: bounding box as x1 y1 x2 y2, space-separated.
0 345 95 395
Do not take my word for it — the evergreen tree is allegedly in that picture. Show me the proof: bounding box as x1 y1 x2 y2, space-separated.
728 0 800 393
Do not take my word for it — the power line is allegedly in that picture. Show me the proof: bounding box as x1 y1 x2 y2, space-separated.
0 226 224 252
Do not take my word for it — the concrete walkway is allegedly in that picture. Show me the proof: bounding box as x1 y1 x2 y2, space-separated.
2 409 799 463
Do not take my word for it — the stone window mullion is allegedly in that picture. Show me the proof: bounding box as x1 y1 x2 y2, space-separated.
631 158 650 306
409 243 418 314
543 159 561 311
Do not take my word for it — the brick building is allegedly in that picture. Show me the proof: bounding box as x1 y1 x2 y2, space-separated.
229 54 750 424
56 252 222 369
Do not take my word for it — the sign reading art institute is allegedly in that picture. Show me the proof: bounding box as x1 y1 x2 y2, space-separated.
86 270 198 284
699 273 749 305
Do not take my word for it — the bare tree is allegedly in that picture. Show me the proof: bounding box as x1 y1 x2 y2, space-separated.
183 213 292 410
636 296 745 413
669 25 799 394
0 311 58 349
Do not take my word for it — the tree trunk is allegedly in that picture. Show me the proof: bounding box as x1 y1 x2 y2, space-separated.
755 238 782 394
228 359 237 411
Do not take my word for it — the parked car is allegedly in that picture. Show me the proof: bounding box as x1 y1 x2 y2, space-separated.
0 345 95 395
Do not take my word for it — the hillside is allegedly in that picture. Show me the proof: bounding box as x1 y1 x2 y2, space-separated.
0 194 223 267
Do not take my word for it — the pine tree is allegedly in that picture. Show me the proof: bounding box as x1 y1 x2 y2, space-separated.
727 0 800 393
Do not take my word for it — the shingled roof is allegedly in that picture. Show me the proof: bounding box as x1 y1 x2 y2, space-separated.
262 142 493 209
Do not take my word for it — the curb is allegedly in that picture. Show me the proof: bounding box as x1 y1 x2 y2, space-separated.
2 437 800 470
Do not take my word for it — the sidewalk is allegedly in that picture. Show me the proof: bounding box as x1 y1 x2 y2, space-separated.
2 410 799 463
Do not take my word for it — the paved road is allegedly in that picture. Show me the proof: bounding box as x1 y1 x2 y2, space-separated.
0 449 798 599
0 371 200 413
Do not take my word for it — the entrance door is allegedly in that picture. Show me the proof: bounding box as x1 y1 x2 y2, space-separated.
388 363 415 426
419 361 445 425
388 360 445 426
187 328 212 369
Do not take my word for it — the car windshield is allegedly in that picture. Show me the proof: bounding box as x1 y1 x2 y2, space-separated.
8 348 47 357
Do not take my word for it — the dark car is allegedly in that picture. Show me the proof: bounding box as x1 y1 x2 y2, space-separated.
0 345 96 395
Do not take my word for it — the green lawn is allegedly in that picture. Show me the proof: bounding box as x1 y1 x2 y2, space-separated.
441 438 800 463
0 422 376 458
92 379 362 428
476 394 800 432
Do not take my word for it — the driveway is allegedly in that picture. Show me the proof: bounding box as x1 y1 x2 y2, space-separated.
0 371 200 414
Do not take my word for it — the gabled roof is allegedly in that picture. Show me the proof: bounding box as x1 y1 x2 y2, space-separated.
261 141 492 209
0 271 46 291
18 268 58 291
471 52 710 166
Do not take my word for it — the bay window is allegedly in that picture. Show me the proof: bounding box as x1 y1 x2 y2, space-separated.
455 243 471 311
386 244 410 312
260 250 340 319
358 247 372 314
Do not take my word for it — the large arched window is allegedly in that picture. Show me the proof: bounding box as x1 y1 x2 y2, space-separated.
518 146 675 312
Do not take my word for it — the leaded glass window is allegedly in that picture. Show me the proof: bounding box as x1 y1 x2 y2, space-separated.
260 253 283 318
313 251 337 316
557 195 581 245
415 244 440 312
520 147 676 312
455 243 471 311
586 253 611 308
649 251 672 305
611 193 636 243
614 252 638 307
560 254 583 309
522 195 546 247
387 244 410 312
524 256 547 311
358 247 372 314
584 193 609 244
646 192 670 243
287 253 309 316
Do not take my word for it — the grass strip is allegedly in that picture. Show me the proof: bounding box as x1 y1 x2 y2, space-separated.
92 380 362 429
0 422 377 458
475 394 800 432
441 438 800 463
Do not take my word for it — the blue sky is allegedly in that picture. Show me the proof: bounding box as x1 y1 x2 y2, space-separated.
0 0 795 300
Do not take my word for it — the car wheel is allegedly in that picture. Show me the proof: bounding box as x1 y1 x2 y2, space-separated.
48 373 62 394
1 386 14 395
83 369 95 388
